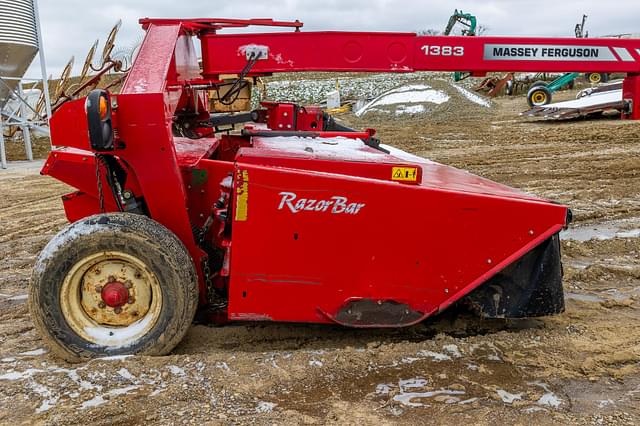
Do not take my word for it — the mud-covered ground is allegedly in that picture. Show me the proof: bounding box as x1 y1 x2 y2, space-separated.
1 83 639 425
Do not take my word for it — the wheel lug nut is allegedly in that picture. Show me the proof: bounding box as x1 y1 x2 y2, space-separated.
98 301 106 309
124 281 133 289
127 297 135 304
108 275 116 282
95 285 103 293
114 307 122 314
94 269 101 275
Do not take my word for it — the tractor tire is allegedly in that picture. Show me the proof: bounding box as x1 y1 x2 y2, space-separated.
530 80 547 89
29 213 199 362
505 80 515 96
527 85 553 107
585 73 608 85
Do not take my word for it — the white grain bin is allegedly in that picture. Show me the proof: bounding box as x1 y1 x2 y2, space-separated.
0 0 39 108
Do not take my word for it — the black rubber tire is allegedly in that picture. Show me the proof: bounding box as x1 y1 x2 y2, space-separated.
585 73 609 85
29 213 199 362
527 85 553 107
530 80 548 89
505 80 515 96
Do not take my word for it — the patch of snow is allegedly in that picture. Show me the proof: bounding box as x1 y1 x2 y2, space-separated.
30 382 56 413
395 104 426 115
308 359 323 367
617 229 640 238
538 392 562 408
95 355 133 362
356 84 449 117
497 389 522 404
256 401 276 413
167 365 186 377
117 368 136 382
254 136 385 162
1 358 16 363
417 350 452 362
443 344 462 358
394 389 465 407
0 368 44 381
376 384 393 395
399 378 429 390
450 83 492 107
80 386 140 410
529 382 562 408
215 361 230 371
7 294 28 301
18 348 47 357
598 399 615 408
36 396 59 413
150 388 165 397
50 367 101 392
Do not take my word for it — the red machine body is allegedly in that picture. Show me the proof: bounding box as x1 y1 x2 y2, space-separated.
43 17 638 326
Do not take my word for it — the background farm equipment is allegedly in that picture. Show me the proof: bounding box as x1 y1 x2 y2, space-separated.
443 9 478 82
525 15 610 106
525 72 610 106
471 14 610 104
523 79 625 120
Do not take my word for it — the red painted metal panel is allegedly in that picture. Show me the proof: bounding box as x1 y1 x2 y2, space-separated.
61 192 100 223
121 24 182 95
202 32 640 76
238 137 537 200
49 99 90 151
111 93 206 272
622 74 640 119
227 163 566 323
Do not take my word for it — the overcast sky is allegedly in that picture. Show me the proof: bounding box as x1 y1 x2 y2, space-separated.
26 0 640 77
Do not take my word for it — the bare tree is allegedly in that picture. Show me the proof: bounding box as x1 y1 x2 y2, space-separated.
477 25 489 35
417 29 442 36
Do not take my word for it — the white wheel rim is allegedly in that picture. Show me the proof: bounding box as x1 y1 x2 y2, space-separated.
60 251 162 347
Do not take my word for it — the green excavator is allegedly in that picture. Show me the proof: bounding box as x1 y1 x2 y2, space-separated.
443 10 477 82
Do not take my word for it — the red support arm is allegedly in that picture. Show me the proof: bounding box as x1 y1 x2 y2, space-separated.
201 32 640 77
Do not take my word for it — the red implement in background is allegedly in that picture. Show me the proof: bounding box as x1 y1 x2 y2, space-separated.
33 17 609 359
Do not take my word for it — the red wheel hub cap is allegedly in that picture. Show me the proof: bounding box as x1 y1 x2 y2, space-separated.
101 282 129 308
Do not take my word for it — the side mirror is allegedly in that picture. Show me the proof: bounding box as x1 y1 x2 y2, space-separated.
86 90 114 151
